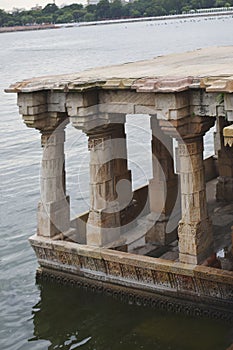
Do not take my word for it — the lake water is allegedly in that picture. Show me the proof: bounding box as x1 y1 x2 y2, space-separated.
1 16 233 350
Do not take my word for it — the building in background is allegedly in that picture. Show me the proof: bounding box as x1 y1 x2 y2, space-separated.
87 0 99 5
31 4 43 11
87 0 130 5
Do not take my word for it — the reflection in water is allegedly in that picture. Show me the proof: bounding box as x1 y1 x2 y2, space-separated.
30 280 233 350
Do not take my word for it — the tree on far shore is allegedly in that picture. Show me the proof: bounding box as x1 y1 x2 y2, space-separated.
0 0 233 27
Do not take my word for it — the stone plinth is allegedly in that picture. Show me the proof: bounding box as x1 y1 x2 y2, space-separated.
30 233 233 321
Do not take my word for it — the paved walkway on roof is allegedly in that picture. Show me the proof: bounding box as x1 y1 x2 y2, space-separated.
6 46 233 93
79 46 233 79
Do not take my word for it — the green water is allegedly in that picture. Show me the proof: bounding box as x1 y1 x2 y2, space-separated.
30 281 233 350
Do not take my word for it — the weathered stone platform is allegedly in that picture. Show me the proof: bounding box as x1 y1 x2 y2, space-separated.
6 46 233 319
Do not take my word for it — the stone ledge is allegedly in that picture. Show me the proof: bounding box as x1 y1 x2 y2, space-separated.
29 234 233 311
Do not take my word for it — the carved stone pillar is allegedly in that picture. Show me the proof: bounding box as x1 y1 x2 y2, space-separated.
178 137 213 264
147 116 178 245
214 117 222 156
158 115 215 264
38 123 70 237
17 91 70 238
71 106 133 246
87 123 132 246
110 123 134 229
216 118 233 202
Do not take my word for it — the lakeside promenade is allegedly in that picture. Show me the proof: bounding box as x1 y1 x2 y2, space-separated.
1 9 233 33
79 9 233 27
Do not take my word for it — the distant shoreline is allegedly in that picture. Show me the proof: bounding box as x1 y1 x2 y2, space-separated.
1 10 233 33
79 10 233 27
0 23 58 33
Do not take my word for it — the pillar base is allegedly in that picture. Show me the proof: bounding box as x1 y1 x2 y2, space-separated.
149 177 178 214
37 196 70 238
216 176 233 202
86 209 121 247
179 247 213 265
146 213 177 245
178 219 213 264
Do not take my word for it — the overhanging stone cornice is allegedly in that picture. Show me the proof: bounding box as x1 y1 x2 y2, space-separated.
200 76 233 93
5 46 233 94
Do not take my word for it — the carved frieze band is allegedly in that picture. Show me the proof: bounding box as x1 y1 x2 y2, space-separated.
33 245 233 303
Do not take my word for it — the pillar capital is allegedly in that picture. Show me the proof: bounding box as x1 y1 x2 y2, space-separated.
178 136 204 157
17 91 68 133
71 110 125 135
40 121 68 148
23 111 68 140
158 115 215 141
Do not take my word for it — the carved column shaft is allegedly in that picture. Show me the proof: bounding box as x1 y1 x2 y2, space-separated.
147 117 178 245
111 123 133 228
38 125 70 238
216 118 233 202
86 122 132 246
41 129 66 203
178 137 213 264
